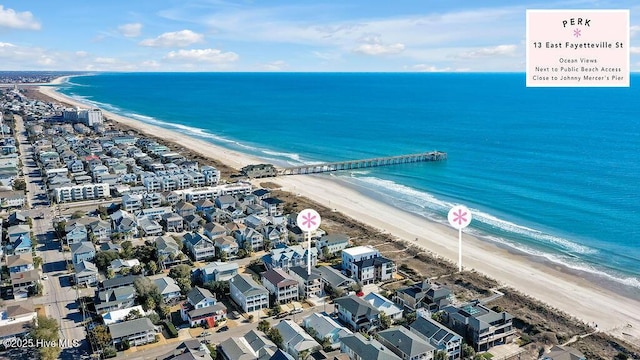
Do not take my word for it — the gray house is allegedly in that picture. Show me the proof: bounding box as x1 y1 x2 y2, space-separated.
441 301 515 352
70 241 96 265
410 314 463 360
340 333 401 360
229 274 269 313
108 317 158 347
334 294 381 332
377 326 436 360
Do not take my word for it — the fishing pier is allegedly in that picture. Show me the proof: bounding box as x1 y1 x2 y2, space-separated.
240 151 447 178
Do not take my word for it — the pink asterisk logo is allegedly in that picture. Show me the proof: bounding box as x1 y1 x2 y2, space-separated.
573 28 581 37
452 209 468 226
301 212 317 228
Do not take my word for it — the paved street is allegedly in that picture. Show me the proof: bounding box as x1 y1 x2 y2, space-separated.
14 115 91 358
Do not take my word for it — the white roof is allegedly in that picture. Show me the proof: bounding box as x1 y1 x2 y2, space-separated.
342 245 378 256
101 305 145 325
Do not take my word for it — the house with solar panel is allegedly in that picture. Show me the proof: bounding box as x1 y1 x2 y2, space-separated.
441 300 515 352
410 313 462 359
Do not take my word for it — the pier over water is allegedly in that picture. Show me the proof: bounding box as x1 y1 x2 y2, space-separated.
279 151 446 176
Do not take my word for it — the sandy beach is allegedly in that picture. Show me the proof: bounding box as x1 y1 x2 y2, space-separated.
38 80 640 344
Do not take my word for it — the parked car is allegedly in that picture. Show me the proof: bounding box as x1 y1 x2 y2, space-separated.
216 325 229 333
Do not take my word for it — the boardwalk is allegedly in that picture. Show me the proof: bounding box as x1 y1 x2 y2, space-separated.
279 151 446 176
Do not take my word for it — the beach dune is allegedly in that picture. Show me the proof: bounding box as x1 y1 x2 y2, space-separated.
38 80 640 345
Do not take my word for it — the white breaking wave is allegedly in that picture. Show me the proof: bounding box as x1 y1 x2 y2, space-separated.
346 175 640 289
262 150 303 164
353 175 596 255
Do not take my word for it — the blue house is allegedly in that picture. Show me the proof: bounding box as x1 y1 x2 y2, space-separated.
65 222 88 244
10 234 32 255
7 225 30 243
70 241 96 265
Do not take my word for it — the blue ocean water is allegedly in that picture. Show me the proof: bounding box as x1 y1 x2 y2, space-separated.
58 72 640 292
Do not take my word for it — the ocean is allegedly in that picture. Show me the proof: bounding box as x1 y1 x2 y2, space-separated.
57 72 640 294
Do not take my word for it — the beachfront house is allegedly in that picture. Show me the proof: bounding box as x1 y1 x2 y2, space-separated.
441 300 516 352
317 233 350 258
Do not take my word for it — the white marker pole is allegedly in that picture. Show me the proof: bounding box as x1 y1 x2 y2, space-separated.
296 209 321 276
458 227 462 272
307 230 312 275
448 205 472 273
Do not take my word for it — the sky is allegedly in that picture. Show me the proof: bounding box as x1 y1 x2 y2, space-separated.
0 0 639 72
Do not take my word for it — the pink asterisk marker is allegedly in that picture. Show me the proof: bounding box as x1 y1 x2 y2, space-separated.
302 212 317 228
573 28 581 37
452 209 467 226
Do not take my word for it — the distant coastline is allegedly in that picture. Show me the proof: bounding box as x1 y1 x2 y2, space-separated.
37 74 640 345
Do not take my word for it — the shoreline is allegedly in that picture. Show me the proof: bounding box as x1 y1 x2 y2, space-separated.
37 79 640 344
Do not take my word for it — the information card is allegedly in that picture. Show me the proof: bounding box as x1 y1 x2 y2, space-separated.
526 9 629 87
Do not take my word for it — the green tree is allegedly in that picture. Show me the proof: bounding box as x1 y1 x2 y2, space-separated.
258 320 271 333
131 264 143 275
133 244 157 264
71 210 85 219
322 246 330 259
144 297 156 312
106 268 115 279
462 343 475 359
13 178 26 191
299 349 310 360
158 305 171 320
33 256 43 269
90 325 113 348
434 350 448 360
54 220 67 238
121 240 134 258
219 250 228 262
134 277 163 311
169 264 191 280
321 337 332 352
270 303 283 317
203 280 229 299
379 312 391 330
268 328 283 348
120 267 131 276
97 206 108 220
176 277 192 294
94 250 120 271
237 248 248 258
123 309 143 321
147 260 158 274
31 316 61 360
431 311 444 323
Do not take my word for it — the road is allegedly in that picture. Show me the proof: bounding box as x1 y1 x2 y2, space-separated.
14 114 92 359
116 302 336 359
